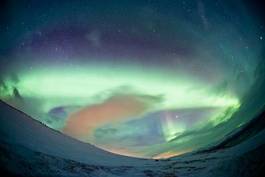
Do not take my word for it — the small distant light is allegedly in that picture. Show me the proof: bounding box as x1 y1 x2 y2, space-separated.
260 36 263 40
175 115 179 118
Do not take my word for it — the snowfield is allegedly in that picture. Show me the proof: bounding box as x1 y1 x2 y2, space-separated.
0 100 264 177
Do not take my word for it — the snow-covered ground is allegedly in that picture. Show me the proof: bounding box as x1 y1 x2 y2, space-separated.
0 100 265 177
0 101 153 167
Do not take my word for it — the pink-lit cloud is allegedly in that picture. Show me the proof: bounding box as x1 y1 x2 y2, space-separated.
63 94 158 141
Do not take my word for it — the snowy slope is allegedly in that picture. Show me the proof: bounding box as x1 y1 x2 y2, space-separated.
1 99 265 177
0 100 153 167
0 141 164 177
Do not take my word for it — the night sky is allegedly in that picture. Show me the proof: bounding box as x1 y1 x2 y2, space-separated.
0 0 264 158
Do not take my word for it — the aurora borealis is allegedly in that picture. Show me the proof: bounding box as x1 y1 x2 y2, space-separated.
0 0 264 158
0 65 240 157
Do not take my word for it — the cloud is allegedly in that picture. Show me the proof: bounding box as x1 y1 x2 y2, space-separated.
63 93 162 141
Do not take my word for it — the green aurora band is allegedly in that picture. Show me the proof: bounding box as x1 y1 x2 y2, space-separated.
0 64 240 157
